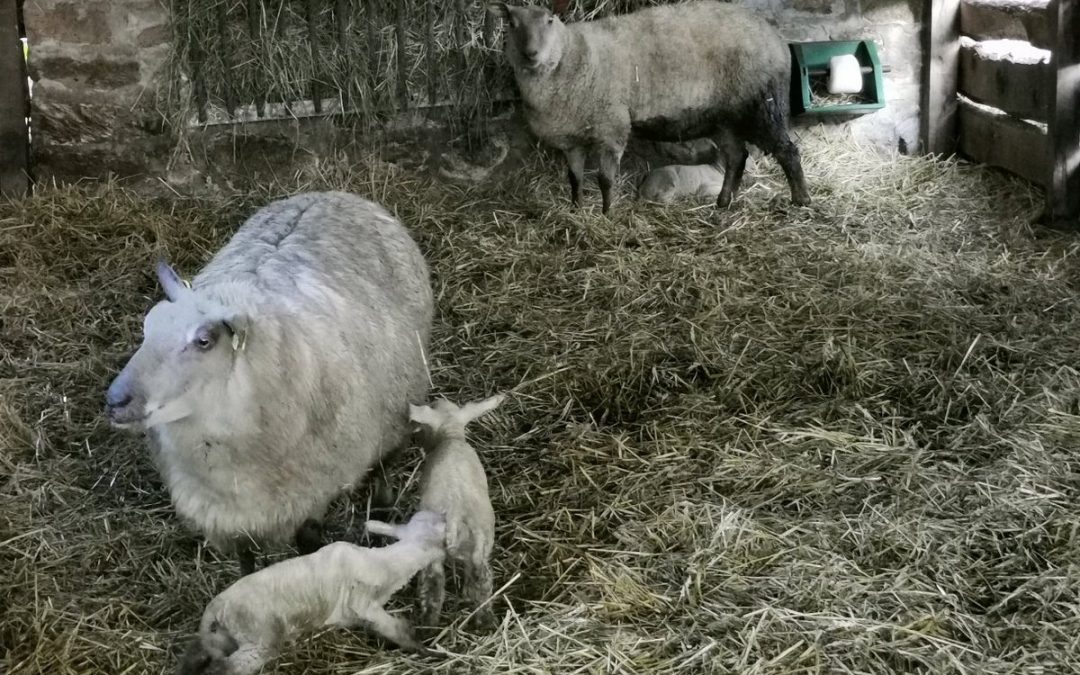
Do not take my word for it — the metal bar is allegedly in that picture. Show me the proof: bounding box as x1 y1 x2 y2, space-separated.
394 0 408 108
247 0 266 118
305 0 322 114
216 0 237 118
335 0 352 111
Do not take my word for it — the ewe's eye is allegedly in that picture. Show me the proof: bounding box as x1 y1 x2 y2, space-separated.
193 326 216 351
547 16 554 24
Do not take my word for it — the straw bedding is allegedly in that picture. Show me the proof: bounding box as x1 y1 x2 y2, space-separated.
3 134 1080 674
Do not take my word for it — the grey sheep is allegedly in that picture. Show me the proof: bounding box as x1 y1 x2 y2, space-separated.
105 191 434 574
491 0 810 213
410 394 505 631
176 511 446 675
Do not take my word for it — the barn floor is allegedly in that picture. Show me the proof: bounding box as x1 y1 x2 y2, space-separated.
3 136 1080 674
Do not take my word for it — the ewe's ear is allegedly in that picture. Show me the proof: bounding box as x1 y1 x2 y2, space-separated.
408 403 441 428
222 314 251 352
459 393 506 425
487 2 510 19
156 258 191 302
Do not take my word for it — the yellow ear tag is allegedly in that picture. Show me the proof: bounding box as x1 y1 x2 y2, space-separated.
231 332 246 352
182 279 192 289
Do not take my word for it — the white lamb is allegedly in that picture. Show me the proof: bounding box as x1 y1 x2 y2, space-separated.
638 163 727 204
176 511 445 675
410 394 505 630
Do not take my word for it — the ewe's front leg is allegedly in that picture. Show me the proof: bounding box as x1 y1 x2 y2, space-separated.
597 145 624 215
564 147 586 208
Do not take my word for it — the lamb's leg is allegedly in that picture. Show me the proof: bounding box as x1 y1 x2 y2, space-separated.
365 608 438 657
294 518 324 555
749 94 811 206
564 147 586 208
464 554 495 628
415 559 446 632
597 145 623 215
224 644 276 675
713 130 749 209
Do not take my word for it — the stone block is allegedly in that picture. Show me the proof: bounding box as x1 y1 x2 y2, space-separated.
135 23 170 48
24 1 112 45
34 55 140 89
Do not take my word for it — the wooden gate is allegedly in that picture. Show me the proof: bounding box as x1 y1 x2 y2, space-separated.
0 0 29 197
922 0 1079 225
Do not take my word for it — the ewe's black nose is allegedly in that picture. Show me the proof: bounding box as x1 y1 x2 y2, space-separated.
525 48 538 59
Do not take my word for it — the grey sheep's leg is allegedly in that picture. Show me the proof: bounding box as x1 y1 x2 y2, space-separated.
597 145 623 215
414 559 446 634
237 541 257 576
294 518 324 555
714 130 749 209
564 147 586 208
749 93 811 206
464 555 495 628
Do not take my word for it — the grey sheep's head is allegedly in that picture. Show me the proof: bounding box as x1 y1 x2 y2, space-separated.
105 260 249 431
489 3 566 75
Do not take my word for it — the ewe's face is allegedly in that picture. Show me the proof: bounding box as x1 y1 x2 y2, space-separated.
498 4 565 74
105 263 244 431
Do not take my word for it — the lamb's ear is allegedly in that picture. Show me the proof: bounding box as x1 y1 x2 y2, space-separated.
156 258 191 302
365 519 400 540
408 403 440 428
487 2 510 19
459 394 506 425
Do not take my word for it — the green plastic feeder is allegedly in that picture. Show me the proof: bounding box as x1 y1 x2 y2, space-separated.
789 40 885 115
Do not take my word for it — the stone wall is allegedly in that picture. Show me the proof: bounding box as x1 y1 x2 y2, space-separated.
755 0 923 153
21 0 922 186
23 0 172 182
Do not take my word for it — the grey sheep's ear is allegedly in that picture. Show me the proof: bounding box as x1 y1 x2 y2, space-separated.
488 2 510 19
156 258 191 302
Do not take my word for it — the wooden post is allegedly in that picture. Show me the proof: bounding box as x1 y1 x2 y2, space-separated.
216 1 237 118
0 0 29 197
921 0 961 154
1045 0 1080 225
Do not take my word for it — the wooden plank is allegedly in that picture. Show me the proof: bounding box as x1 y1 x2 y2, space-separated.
958 97 1048 184
0 0 28 197
1044 0 1080 224
366 0 379 112
921 0 962 154
960 0 1053 49
958 36 1050 120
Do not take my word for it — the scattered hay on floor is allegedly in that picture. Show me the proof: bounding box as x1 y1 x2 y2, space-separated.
4 135 1080 674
